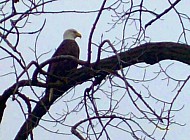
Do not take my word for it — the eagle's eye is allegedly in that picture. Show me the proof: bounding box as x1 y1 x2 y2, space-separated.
73 30 77 34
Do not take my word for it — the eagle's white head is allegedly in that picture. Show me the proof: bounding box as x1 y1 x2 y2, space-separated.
63 29 82 40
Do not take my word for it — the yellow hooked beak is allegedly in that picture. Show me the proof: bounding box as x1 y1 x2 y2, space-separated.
76 32 82 38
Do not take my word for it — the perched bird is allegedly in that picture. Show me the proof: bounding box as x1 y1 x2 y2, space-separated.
46 29 81 101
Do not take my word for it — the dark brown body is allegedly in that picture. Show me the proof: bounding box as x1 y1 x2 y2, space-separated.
46 39 79 100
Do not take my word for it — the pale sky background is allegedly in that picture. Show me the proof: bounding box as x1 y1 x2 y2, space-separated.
0 0 190 140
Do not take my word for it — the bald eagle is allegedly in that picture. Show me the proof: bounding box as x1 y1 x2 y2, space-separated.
46 29 81 101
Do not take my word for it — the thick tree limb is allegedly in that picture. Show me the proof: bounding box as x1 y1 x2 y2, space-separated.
2 42 189 140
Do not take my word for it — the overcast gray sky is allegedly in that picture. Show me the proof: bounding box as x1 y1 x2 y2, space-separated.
1 0 190 140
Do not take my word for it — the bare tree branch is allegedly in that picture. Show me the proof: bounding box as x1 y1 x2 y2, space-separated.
10 42 190 140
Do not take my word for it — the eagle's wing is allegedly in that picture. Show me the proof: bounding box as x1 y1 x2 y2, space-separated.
46 40 79 84
46 40 79 101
